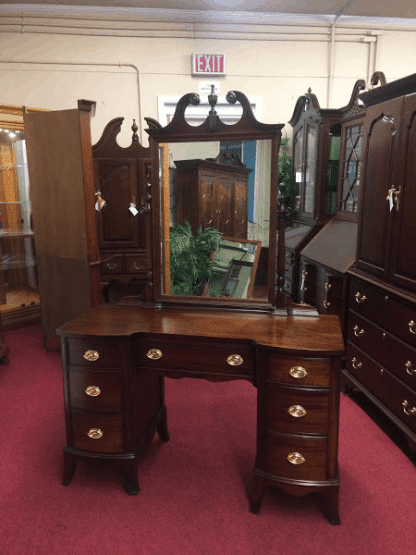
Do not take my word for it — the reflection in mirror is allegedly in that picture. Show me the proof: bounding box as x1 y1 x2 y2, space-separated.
160 140 271 300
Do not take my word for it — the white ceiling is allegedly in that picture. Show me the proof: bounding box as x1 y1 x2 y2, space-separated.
2 1 416 20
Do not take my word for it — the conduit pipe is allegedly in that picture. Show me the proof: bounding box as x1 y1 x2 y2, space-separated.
0 59 144 143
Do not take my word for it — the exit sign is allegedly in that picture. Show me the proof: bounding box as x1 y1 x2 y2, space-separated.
192 54 225 75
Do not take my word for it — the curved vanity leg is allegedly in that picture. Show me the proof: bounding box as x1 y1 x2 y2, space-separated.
120 459 140 495
62 449 76 486
249 474 265 514
315 487 341 525
157 407 170 443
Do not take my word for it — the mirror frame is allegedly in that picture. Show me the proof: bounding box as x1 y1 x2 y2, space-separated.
145 90 285 312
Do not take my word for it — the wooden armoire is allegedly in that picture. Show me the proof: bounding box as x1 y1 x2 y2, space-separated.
344 73 416 458
173 149 251 239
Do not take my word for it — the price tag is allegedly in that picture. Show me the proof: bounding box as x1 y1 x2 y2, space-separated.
389 193 394 212
129 203 139 216
94 197 106 212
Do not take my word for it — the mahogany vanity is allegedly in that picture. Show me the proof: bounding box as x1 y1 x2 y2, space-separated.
56 90 345 524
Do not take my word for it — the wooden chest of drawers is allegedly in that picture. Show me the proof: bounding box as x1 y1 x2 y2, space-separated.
344 274 416 456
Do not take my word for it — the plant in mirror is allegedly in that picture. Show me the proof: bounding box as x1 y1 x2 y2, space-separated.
145 89 317 314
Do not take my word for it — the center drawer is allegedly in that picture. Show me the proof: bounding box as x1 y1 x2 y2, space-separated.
136 337 255 377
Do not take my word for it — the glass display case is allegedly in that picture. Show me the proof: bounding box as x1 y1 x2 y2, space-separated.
0 105 40 330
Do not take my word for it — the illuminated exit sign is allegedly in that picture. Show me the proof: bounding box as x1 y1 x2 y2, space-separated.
192 54 225 75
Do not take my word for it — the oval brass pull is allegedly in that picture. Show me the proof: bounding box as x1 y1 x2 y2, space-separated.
85 385 101 397
323 300 330 309
147 348 163 360
287 452 305 465
355 292 367 304
289 366 308 379
288 405 307 418
226 354 243 366
402 400 416 416
353 325 365 337
324 282 331 291
408 321 416 335
87 428 103 439
83 350 99 362
405 361 416 376
351 357 362 370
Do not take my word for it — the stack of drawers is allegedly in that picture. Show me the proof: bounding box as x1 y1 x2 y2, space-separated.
61 335 165 494
253 352 340 524
345 275 416 456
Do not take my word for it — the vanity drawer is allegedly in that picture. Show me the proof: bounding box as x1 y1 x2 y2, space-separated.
125 254 147 273
72 411 124 453
265 433 328 481
66 339 121 368
346 344 416 433
68 367 122 411
137 337 255 377
268 356 331 387
349 277 416 345
267 385 329 435
348 311 416 388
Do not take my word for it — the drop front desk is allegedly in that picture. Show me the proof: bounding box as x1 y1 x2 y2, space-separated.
57 303 344 524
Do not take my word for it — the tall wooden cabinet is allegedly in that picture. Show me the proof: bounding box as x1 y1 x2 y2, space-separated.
173 150 251 239
92 118 152 301
344 74 416 457
285 90 342 300
24 101 101 345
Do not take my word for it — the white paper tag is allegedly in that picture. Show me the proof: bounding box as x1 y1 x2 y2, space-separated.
389 193 394 212
95 198 106 212
129 204 139 216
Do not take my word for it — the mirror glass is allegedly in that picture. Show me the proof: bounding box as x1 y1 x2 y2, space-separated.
159 139 271 301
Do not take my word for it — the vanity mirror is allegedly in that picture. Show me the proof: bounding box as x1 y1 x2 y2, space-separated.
145 89 294 311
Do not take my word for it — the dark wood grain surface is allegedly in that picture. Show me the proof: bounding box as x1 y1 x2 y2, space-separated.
57 303 344 354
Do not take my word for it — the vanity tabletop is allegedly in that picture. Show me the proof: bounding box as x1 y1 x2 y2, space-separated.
57 303 345 355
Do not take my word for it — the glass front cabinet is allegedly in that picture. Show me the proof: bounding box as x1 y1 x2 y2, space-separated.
0 104 42 330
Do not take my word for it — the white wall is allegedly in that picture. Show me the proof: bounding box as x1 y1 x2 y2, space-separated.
1 7 416 145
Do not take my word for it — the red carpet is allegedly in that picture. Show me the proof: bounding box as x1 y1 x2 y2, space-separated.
1 325 415 555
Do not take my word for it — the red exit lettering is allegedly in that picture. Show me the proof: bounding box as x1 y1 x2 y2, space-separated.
193 54 225 75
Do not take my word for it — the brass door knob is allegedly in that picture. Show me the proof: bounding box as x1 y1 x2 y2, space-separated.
287 452 305 465
85 385 101 397
289 366 308 379
146 348 163 360
87 428 103 439
288 405 307 418
83 350 99 362
226 354 243 366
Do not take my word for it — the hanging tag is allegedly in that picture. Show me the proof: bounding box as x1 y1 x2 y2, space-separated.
389 193 394 212
94 192 106 212
129 203 139 216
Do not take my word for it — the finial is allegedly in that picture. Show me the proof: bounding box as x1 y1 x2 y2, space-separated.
132 119 138 143
208 84 218 115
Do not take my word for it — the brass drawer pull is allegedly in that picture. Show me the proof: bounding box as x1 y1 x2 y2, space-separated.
85 385 101 397
353 325 365 337
287 452 305 465
302 270 308 278
409 320 416 335
147 348 163 360
87 428 103 440
226 354 243 366
289 366 308 379
405 361 416 376
324 282 331 291
323 300 330 309
402 400 416 416
83 350 99 362
355 292 367 304
351 357 362 370
288 405 307 418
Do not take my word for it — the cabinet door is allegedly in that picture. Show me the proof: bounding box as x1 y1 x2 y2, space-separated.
94 158 141 249
389 93 416 293
233 176 248 238
356 98 403 279
214 174 233 236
